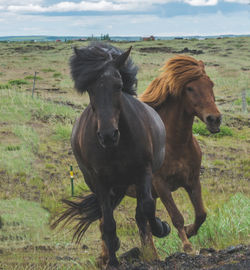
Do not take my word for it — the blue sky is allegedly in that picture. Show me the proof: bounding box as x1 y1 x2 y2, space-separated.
0 0 249 36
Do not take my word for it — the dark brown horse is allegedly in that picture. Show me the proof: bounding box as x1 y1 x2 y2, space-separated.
52 43 170 269
126 55 222 255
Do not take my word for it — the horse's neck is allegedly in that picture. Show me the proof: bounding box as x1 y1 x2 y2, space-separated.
157 97 194 146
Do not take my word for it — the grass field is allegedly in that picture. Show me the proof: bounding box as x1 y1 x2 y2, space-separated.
0 37 249 269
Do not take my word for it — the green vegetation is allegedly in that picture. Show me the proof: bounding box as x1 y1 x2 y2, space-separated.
53 122 72 141
25 75 43 80
156 193 250 256
0 198 50 248
193 121 233 137
8 79 29 86
0 37 249 269
53 72 62 78
234 96 250 105
0 83 10 89
42 68 56 73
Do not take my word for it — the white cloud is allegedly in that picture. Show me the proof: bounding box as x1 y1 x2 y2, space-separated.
1 0 249 14
7 1 141 13
224 0 250 3
184 0 218 6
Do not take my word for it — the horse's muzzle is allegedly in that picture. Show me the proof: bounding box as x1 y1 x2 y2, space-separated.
97 129 120 148
205 114 222 133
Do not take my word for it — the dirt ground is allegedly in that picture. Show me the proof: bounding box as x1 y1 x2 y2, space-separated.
119 245 250 270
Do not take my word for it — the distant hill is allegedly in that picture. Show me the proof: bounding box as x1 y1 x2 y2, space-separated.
0 35 249 42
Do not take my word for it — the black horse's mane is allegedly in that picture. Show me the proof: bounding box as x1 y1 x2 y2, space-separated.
70 42 138 95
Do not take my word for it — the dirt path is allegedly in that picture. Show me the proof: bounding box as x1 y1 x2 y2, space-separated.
119 245 250 269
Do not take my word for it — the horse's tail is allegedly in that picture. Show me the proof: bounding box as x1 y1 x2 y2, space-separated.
51 193 101 243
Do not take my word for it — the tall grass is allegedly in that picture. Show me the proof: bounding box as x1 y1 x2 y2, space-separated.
0 198 50 248
0 89 77 123
0 125 39 175
155 193 250 256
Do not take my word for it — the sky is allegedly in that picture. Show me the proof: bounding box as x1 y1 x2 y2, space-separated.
0 0 249 36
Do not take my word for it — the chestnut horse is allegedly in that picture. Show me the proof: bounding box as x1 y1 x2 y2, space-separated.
126 55 222 255
52 43 170 269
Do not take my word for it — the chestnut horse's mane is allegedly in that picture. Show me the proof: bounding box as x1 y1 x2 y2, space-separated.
140 55 207 108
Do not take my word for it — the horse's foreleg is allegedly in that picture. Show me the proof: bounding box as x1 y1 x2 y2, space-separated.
136 168 170 240
99 193 120 269
185 181 207 238
98 218 109 268
98 189 125 268
135 199 159 261
154 179 193 253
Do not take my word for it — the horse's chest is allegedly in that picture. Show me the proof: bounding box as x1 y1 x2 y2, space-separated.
98 161 144 186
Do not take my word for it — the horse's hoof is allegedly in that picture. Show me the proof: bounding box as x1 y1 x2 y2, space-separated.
161 221 171 237
152 218 171 238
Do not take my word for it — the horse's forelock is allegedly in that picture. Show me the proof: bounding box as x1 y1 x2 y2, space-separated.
70 43 137 95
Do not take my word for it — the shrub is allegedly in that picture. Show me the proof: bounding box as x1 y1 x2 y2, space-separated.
8 79 28 86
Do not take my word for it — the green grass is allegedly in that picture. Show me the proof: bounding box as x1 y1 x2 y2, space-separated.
0 198 50 248
0 125 39 175
0 83 10 89
8 79 29 86
53 72 62 78
53 123 72 141
24 75 43 80
193 121 233 137
0 89 77 123
41 68 56 73
156 193 250 256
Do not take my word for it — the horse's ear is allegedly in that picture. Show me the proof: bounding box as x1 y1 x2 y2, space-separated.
198 60 205 69
114 46 132 68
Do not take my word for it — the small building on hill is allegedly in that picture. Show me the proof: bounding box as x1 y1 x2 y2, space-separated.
142 35 155 41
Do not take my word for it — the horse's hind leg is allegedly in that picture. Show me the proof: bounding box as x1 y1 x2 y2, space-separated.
135 199 159 261
153 178 193 253
184 181 207 238
136 168 171 239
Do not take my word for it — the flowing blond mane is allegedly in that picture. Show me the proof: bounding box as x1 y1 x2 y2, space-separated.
140 55 206 107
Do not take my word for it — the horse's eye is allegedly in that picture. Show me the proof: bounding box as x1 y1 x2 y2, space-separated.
187 87 193 92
